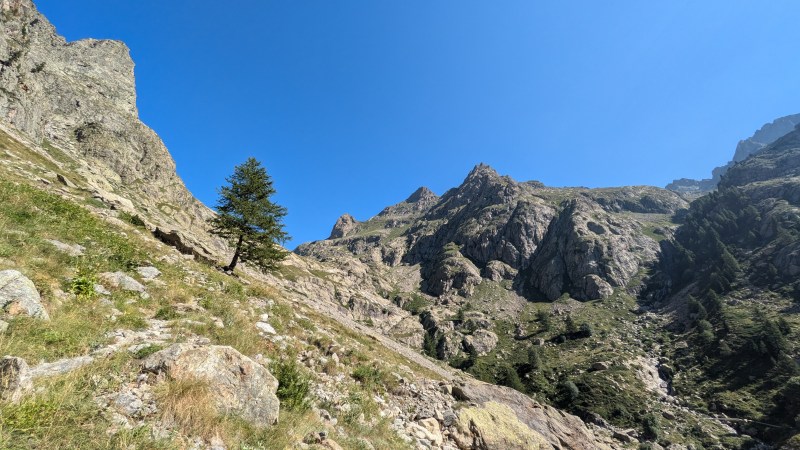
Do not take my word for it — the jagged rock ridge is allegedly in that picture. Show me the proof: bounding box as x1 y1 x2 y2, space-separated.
299 163 687 302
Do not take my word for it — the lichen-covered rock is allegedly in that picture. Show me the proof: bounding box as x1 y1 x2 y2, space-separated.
142 344 280 427
0 269 49 320
452 381 613 450
452 401 549 450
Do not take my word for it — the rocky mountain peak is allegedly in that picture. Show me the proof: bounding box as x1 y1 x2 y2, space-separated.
464 162 501 183
328 213 359 239
405 186 437 204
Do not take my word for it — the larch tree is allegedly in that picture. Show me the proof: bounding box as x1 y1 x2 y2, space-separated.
209 157 288 271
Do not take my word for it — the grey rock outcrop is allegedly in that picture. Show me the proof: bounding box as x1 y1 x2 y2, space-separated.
422 247 482 297
527 197 659 300
581 274 614 300
0 269 49 319
0 0 225 261
143 344 280 427
329 214 358 239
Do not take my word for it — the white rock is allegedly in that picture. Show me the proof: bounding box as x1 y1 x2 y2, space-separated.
256 322 276 335
135 266 161 280
45 239 85 257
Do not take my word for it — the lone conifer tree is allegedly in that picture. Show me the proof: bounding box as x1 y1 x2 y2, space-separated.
209 157 288 271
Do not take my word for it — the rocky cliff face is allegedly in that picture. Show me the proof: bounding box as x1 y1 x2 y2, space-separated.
667 113 800 194
0 0 223 259
299 164 687 302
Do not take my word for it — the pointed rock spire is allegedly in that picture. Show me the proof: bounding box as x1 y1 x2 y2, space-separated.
405 186 438 204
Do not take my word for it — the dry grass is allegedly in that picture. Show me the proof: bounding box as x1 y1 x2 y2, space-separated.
156 378 221 443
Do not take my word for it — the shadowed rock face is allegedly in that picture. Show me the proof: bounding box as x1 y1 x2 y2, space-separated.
299 164 686 301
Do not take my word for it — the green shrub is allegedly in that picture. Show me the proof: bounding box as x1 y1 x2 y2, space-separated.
154 306 179 320
272 359 311 412
119 211 147 228
641 413 660 441
69 265 97 301
351 364 395 392
132 344 164 359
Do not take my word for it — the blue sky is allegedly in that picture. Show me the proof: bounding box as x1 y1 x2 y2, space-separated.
34 1 800 248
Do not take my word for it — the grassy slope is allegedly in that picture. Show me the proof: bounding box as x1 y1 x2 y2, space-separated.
0 131 425 449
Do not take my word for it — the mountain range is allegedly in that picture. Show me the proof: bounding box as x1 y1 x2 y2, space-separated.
1 1 799 449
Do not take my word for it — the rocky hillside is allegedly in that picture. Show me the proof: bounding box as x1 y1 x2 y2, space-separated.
645 124 800 446
0 1 628 449
299 166 781 448
667 113 800 194
298 131 800 448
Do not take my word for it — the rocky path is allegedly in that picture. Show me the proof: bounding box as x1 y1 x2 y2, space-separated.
2 318 174 400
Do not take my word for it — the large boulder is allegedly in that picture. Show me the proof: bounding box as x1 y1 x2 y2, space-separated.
452 401 549 450
452 381 614 450
581 274 614 300
463 330 499 356
0 270 49 320
143 344 280 427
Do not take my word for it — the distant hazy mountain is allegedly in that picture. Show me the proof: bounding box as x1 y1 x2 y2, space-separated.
667 113 800 194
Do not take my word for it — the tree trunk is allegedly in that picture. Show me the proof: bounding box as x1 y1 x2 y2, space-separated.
226 234 244 271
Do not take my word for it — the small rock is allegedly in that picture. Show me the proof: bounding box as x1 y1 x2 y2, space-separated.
0 356 32 402
114 391 144 417
0 320 8 333
45 239 85 257
95 284 112 296
136 266 161 280
591 361 611 371
100 272 147 293
56 173 76 188
256 322 276 335
0 270 49 320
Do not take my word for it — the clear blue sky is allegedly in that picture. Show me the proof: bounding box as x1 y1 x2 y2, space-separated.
34 1 800 248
